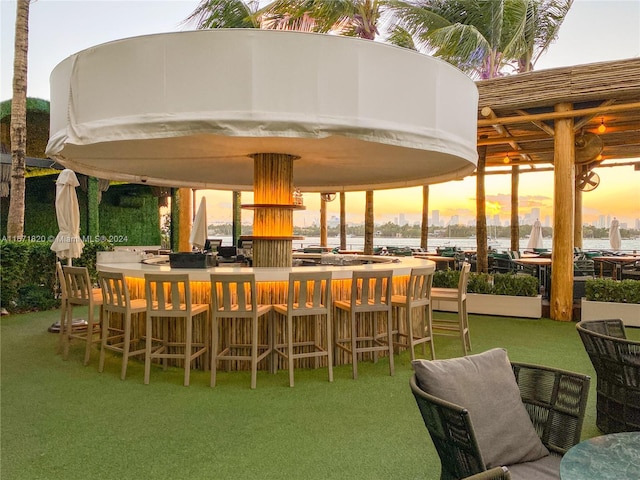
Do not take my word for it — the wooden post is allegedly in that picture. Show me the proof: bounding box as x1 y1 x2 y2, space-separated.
551 103 575 321
320 194 327 247
574 172 583 249
476 140 488 273
177 188 192 252
510 166 519 252
340 192 346 250
251 153 295 267
232 191 241 248
364 191 374 255
421 185 429 250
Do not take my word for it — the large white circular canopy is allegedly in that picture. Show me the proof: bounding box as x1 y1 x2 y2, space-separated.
46 29 478 191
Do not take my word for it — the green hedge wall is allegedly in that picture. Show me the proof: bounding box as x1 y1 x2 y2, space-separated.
0 240 113 313
1 174 161 246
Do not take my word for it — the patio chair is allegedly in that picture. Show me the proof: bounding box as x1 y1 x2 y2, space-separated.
144 274 209 386
431 262 471 355
391 267 435 361
576 319 640 433
334 270 394 379
210 273 272 389
61 265 104 365
410 348 590 480
97 271 147 380
272 271 333 387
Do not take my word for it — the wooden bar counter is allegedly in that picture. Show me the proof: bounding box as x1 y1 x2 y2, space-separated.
97 254 435 371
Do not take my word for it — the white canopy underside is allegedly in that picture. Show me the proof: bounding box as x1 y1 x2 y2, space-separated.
47 29 478 191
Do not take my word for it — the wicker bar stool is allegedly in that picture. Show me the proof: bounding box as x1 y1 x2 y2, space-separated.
61 265 104 365
273 271 333 387
144 274 209 386
210 274 272 389
391 266 435 361
334 270 394 380
98 271 147 380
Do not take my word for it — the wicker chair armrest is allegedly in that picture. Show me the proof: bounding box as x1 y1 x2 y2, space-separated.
462 466 511 480
511 362 590 455
410 375 486 480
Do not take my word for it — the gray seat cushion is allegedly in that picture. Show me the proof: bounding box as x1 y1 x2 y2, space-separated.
412 348 549 468
506 453 561 480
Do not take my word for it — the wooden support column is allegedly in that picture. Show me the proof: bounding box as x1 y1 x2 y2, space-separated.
232 191 241 248
251 153 295 267
421 185 429 250
340 192 346 250
177 187 192 252
574 184 583 249
510 166 519 252
320 194 327 247
364 191 374 255
551 103 575 321
476 139 488 273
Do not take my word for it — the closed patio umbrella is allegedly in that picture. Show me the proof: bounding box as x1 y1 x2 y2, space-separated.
189 196 207 251
609 217 622 251
527 219 543 250
51 169 84 264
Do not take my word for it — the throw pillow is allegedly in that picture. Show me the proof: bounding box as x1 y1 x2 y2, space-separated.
412 348 549 468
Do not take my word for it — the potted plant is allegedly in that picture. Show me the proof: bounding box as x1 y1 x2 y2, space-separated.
581 278 640 326
432 271 542 319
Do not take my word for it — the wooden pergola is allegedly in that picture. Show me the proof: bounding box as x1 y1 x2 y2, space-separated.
475 57 640 321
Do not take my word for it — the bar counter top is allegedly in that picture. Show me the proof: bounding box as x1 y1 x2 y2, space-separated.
97 253 435 281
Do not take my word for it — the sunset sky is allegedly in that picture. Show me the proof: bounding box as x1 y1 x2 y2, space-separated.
2 0 639 227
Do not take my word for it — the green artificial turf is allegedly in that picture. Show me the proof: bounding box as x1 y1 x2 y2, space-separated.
2 309 635 480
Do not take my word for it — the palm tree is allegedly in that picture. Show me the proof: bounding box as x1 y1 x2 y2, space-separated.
260 0 382 39
7 0 30 239
183 0 262 29
387 0 572 79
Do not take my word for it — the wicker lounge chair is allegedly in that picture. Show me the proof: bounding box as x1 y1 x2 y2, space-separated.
410 350 590 480
576 319 640 433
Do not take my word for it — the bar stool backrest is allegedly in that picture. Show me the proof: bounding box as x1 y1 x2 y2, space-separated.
56 262 68 301
405 267 434 308
145 273 192 318
210 274 258 317
98 271 132 313
350 270 393 313
287 271 332 314
459 262 471 294
63 266 95 305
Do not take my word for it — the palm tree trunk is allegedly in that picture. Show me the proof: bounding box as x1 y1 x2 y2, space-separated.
476 141 488 273
7 0 30 239
320 194 327 247
232 191 241 247
510 166 519 252
340 192 346 250
364 191 373 255
421 185 429 250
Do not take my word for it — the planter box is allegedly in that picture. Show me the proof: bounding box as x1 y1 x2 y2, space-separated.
580 299 640 327
433 293 542 319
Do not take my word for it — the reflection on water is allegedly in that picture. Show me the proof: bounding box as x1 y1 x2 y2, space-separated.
217 236 640 253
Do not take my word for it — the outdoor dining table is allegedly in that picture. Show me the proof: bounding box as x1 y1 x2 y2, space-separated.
414 254 457 269
514 257 552 298
591 256 640 280
560 432 640 480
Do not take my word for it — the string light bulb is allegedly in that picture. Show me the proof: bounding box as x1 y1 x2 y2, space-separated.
597 117 607 134
503 154 510 164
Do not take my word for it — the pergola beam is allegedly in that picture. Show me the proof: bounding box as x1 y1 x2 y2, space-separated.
477 101 640 127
